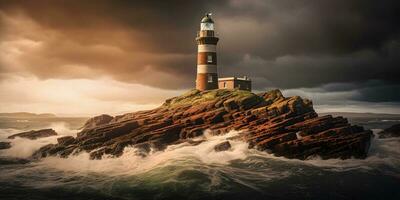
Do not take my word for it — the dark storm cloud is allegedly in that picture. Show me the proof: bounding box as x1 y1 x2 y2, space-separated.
0 0 399 102
221 0 400 56
0 0 223 89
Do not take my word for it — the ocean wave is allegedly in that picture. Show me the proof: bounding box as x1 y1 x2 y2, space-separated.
0 126 399 200
0 122 78 158
0 128 22 140
260 137 400 173
1 123 399 199
38 131 253 175
1 126 399 177
21 130 293 193
0 136 59 158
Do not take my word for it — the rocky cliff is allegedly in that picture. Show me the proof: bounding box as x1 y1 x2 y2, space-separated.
33 89 373 160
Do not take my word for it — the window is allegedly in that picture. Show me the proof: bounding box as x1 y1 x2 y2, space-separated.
207 55 212 63
201 23 214 31
208 75 213 83
223 82 227 88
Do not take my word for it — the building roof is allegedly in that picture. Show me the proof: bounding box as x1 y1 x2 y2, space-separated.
201 13 214 23
218 76 251 81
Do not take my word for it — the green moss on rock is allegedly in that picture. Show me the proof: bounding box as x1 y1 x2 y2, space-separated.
163 89 257 108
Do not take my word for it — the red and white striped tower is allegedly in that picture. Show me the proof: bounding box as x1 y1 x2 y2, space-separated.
195 13 219 91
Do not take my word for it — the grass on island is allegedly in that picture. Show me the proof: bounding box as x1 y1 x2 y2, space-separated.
163 89 256 108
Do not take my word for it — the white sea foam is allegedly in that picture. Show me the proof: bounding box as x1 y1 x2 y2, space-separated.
0 128 21 140
48 122 78 137
256 134 400 172
38 130 252 175
380 119 400 122
1 116 398 198
1 136 59 158
0 123 78 158
2 124 399 177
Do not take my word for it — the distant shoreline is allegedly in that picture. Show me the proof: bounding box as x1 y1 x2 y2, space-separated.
0 112 57 118
1 111 400 119
320 112 400 119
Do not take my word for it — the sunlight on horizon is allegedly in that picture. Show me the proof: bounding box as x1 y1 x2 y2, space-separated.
0 76 183 116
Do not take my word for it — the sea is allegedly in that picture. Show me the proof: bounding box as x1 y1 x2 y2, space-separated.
0 115 399 200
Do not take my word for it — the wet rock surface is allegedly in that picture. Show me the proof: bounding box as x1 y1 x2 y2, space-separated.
80 114 113 130
0 157 30 165
214 141 231 152
0 142 11 150
378 124 400 138
33 89 373 160
8 129 57 140
57 136 76 146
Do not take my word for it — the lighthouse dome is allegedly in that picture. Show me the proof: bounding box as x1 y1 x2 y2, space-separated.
201 13 214 23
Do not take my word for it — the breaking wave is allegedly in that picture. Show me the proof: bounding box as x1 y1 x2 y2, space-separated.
39 130 253 175
1 126 399 173
0 122 78 158
1 125 399 199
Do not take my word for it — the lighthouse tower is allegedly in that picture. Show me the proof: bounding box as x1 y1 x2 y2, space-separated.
196 13 219 91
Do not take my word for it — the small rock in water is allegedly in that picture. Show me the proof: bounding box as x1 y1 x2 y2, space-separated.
378 123 400 138
214 141 231 152
0 157 30 165
0 141 11 150
8 129 57 140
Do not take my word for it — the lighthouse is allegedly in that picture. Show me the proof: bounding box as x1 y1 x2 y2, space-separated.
195 13 219 91
195 13 252 91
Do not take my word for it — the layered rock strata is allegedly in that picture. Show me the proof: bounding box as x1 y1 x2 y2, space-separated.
33 89 372 160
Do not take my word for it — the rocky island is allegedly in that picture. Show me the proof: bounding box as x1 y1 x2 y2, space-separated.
33 89 373 160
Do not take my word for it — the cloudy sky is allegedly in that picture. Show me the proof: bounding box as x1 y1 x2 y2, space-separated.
0 0 399 116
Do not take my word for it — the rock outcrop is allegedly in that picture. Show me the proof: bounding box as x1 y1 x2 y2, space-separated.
8 129 57 140
80 114 113 130
57 136 76 146
378 124 400 138
0 157 30 165
33 89 373 160
0 142 11 150
214 141 231 152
